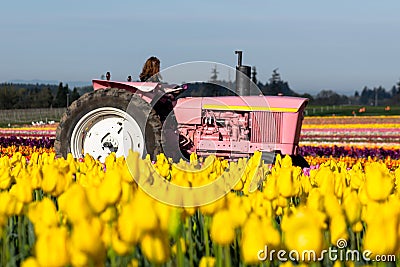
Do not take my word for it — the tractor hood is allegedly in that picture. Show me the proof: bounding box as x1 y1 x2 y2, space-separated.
201 95 308 113
174 95 308 125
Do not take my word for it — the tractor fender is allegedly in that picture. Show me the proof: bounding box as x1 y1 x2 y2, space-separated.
92 79 183 105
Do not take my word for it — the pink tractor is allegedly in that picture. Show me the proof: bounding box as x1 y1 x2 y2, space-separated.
55 51 309 166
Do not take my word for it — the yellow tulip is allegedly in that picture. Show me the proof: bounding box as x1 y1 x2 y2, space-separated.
85 187 108 214
343 190 361 225
199 256 216 267
112 229 133 256
277 167 296 198
71 217 105 261
167 207 182 238
35 226 70 267
315 167 335 195
119 180 136 204
172 237 187 255
323 193 342 218
306 188 323 211
241 214 266 265
128 259 139 267
41 165 62 194
329 214 349 245
395 166 400 188
261 217 281 248
58 184 93 224
10 152 22 169
68 241 89 267
120 161 135 183
126 150 140 182
101 223 112 247
0 191 23 216
264 174 278 200
280 262 296 267
199 195 226 216
21 257 40 267
281 207 325 257
0 163 12 189
348 168 364 190
351 221 363 233
152 201 179 238
275 195 289 208
100 206 117 223
281 154 293 168
300 174 312 195
98 168 122 205
28 197 59 235
210 209 235 245
10 178 32 203
156 161 171 178
334 172 346 198
117 202 142 244
104 152 116 170
132 190 158 231
227 195 248 227
357 184 370 205
30 168 42 189
363 200 399 256
364 162 393 201
140 232 170 264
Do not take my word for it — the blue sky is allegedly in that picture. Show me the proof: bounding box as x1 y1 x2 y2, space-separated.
1 0 399 95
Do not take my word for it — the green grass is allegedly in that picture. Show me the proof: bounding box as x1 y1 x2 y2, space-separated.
305 105 400 117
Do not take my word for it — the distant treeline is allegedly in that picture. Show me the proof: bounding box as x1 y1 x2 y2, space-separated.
308 84 400 106
0 83 92 109
213 67 400 106
1 72 400 109
255 69 400 106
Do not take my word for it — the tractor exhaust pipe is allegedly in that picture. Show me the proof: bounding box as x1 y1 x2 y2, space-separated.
235 50 251 96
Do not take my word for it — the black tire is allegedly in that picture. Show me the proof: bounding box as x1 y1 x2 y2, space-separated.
264 153 310 168
290 154 310 168
55 88 162 160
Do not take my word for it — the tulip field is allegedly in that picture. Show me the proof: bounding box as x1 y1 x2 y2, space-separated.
1 115 400 266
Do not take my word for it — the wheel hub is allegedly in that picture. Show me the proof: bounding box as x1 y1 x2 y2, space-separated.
101 133 119 153
70 107 145 161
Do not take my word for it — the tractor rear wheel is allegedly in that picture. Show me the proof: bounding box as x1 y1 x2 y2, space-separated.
55 88 162 161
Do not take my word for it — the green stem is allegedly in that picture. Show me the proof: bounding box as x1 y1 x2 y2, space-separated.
203 215 210 257
176 236 184 267
109 248 117 267
17 216 23 258
8 216 16 267
1 223 8 266
188 217 194 267
223 245 231 267
216 245 223 267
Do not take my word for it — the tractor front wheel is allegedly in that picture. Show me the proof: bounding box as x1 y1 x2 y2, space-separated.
55 88 162 161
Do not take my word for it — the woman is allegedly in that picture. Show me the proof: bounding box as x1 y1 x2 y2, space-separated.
139 56 162 82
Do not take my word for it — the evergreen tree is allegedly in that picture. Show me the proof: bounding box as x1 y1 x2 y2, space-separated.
209 66 218 82
53 82 69 107
251 66 257 85
70 87 80 103
397 78 400 94
36 87 54 108
392 86 397 97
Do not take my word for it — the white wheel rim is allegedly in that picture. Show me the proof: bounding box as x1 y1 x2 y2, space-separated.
70 107 145 161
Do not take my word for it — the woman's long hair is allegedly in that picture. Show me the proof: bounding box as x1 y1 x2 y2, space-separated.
139 56 161 82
